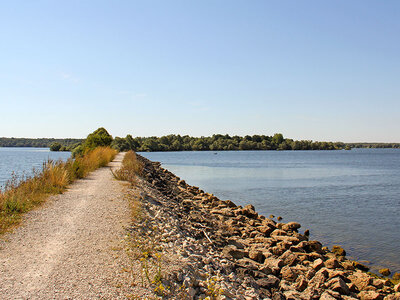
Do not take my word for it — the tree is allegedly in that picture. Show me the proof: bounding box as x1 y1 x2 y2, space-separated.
272 133 284 145
50 142 62 151
84 127 113 150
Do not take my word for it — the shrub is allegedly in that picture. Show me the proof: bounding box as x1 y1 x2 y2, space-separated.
112 151 143 184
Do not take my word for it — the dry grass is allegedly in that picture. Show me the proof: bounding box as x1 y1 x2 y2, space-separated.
0 146 117 234
112 151 143 184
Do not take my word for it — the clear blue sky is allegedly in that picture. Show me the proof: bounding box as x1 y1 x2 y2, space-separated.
1 1 399 142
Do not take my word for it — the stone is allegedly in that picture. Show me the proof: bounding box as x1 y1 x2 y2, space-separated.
393 273 400 281
320 290 341 300
281 266 298 281
275 235 301 244
227 238 245 249
325 258 341 269
248 250 264 263
342 260 355 270
235 258 260 270
378 268 391 276
395 283 400 292
313 258 325 271
332 245 346 257
222 245 247 260
294 275 308 292
242 204 258 219
348 282 359 293
272 292 286 300
349 271 373 291
353 261 370 271
358 290 383 300
224 200 237 208
259 265 272 275
305 268 316 280
303 240 323 253
283 290 302 300
384 294 400 300
327 277 350 295
280 250 298 266
271 229 288 236
258 225 274 236
282 222 301 232
256 275 280 289
264 257 284 275
307 270 327 292
371 279 385 289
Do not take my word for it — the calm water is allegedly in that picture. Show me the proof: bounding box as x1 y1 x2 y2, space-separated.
0 148 71 189
140 149 400 275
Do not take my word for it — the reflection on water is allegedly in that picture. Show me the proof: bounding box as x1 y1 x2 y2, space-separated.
140 149 400 274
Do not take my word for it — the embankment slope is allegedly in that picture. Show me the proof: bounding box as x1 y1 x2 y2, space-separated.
129 154 400 299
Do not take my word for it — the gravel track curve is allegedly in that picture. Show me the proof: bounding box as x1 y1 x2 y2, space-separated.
0 153 132 299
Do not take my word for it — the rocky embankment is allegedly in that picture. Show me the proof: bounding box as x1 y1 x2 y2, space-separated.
130 155 400 299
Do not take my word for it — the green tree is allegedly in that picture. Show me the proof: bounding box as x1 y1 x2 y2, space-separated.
84 127 113 150
49 142 62 151
272 133 284 145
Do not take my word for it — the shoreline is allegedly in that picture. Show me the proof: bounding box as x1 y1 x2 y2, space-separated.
129 153 400 299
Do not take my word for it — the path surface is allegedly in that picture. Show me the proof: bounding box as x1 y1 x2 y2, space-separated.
0 153 132 299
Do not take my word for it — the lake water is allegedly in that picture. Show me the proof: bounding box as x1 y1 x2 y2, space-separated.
140 149 400 275
0 148 71 189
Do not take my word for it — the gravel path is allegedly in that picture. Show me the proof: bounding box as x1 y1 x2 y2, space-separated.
0 153 132 299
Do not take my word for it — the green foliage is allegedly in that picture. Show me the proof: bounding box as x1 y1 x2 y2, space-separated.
71 145 84 158
83 127 113 150
49 142 62 151
110 133 349 152
0 138 83 148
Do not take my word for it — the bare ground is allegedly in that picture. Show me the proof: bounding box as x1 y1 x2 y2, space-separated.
0 153 134 299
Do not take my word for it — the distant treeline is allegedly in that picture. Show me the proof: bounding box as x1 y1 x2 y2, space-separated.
346 143 400 149
0 138 83 150
2 133 399 152
111 134 346 151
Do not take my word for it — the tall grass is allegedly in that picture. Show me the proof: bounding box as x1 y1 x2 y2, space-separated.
112 151 143 184
0 146 117 234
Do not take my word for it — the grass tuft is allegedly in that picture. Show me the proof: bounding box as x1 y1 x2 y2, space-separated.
112 151 143 184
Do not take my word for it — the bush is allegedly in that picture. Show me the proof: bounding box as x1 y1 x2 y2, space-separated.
112 151 143 184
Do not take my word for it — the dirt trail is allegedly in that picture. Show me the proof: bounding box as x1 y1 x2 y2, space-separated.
0 153 132 299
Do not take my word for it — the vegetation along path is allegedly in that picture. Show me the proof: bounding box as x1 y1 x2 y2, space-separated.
0 153 132 299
